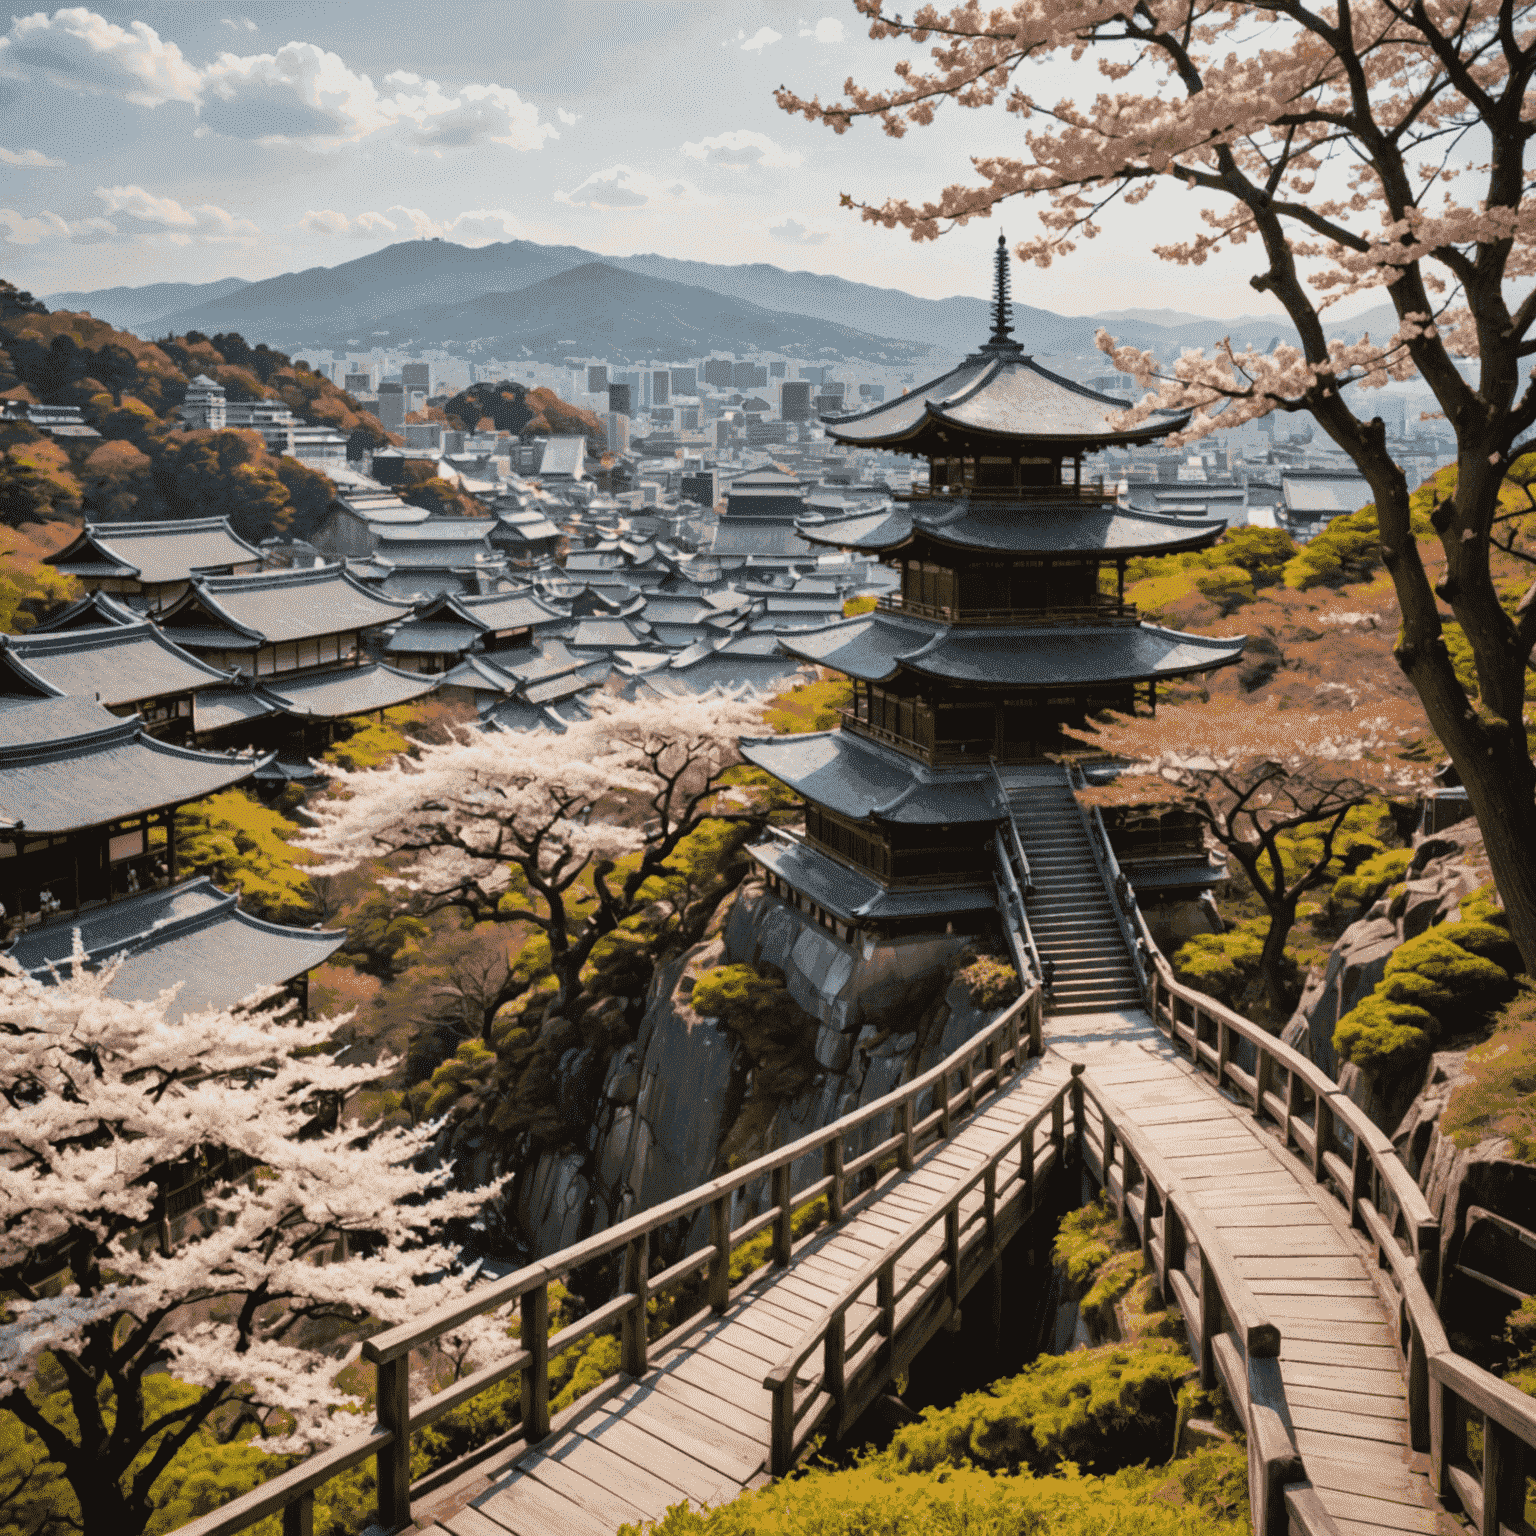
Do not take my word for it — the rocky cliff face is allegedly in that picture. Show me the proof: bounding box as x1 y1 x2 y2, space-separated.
1277 820 1536 1315
515 879 999 1260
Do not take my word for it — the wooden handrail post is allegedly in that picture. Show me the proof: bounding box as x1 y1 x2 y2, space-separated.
1216 1016 1231 1088
622 1234 649 1377
769 1379 794 1477
824 1135 845 1223
940 1074 953 1140
1408 1313 1430 1452
1190 1003 1203 1065
1253 1045 1272 1122
878 1260 895 1337
898 1098 914 1171
374 1356 411 1533
1482 1413 1522 1536
1029 991 1042 1057
1021 1122 1035 1212
1313 1094 1333 1183
1005 1005 1020 1071
1103 1121 1117 1199
1197 1241 1219 1391
1349 1134 1371 1230
1161 1205 1183 1306
964 1052 977 1114
1431 1377 1461 1499
824 1313 846 1424
282 1492 314 1536
772 1163 793 1266
521 1283 551 1444
1069 1064 1085 1169
984 1164 998 1257
1417 1219 1441 1301
944 1203 962 1320
709 1195 731 1313
1119 1151 1136 1243
1284 1070 1303 1152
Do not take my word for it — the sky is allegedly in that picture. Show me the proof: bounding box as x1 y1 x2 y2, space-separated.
0 0 1333 320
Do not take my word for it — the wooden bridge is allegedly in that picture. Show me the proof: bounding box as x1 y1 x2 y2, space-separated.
179 792 1536 1536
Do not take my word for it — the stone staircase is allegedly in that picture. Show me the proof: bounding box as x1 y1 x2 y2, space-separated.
998 776 1144 1016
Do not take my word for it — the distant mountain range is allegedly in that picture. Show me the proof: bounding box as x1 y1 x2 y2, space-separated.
43 238 1400 367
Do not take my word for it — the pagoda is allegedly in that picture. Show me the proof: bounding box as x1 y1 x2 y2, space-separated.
740 237 1244 942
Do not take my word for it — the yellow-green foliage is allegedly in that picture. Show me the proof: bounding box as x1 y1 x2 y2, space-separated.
1125 525 1295 618
1054 1199 1144 1335
1329 848 1414 922
174 789 318 924
889 1337 1194 1476
1283 471 1439 591
0 518 78 632
690 963 819 1099
0 1373 286 1536
762 675 851 734
618 1444 1250 1536
843 594 877 616
1442 981 1536 1156
957 950 1020 1011
1335 895 1521 1076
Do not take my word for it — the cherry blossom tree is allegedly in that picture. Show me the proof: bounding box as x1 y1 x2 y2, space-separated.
0 961 506 1536
301 692 769 1013
778 1 1536 976
1070 699 1431 1016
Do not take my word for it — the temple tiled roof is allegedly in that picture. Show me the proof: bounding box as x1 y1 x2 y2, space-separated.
0 698 263 832
259 663 439 719
458 589 570 631
160 564 411 648
749 834 996 923
31 591 142 632
777 611 1245 687
384 622 480 656
795 500 1228 558
7 877 344 1023
823 351 1189 451
0 622 232 707
739 731 1000 825
45 518 261 585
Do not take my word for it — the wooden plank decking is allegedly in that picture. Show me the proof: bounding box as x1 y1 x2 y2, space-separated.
413 1007 1459 1536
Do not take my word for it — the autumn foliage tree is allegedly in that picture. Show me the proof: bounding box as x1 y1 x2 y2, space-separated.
1071 699 1431 1018
300 693 768 1013
781 0 1536 978
0 964 505 1536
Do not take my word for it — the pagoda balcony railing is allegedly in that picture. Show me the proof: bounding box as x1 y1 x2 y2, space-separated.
839 712 1039 767
875 593 1141 627
898 482 1118 503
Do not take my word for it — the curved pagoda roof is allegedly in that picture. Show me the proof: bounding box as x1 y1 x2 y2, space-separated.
0 697 264 832
0 621 233 707
159 563 412 649
796 500 1228 559
776 610 1244 689
740 730 1000 826
824 232 1187 454
45 517 261 585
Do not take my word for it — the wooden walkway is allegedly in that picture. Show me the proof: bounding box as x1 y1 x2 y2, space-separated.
412 1007 1459 1536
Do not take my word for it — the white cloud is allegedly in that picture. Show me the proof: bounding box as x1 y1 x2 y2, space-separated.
741 26 782 51
770 217 829 245
681 129 803 170
799 18 845 42
557 107 580 126
221 16 257 31
556 164 707 211
0 9 202 106
94 184 260 243
300 206 520 245
0 11 556 150
0 146 64 167
0 207 114 243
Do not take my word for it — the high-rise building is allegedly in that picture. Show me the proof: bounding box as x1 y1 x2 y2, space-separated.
606 413 630 453
780 381 813 423
798 365 827 384
670 367 697 396
769 361 787 378
680 406 700 430
608 383 633 416
651 405 675 425
588 364 609 394
377 382 406 429
703 358 733 387
652 370 670 406
731 362 768 390
344 370 373 395
401 362 431 394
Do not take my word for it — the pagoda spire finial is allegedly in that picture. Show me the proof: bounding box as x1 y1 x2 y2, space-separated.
989 232 1014 344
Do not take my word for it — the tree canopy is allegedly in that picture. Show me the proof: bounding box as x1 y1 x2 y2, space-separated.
780 0 1536 979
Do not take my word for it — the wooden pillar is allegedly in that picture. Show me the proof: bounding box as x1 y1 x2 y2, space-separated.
1117 559 1126 606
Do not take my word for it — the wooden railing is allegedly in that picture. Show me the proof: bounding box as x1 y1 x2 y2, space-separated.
764 1067 1079 1474
875 594 1140 626
898 483 1117 503
1110 863 1536 1536
170 980 1044 1536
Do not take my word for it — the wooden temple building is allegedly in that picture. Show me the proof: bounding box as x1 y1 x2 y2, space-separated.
741 239 1243 943
0 696 342 1017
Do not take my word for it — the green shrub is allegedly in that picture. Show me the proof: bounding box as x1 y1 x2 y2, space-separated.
1329 848 1413 921
1442 981 1536 1155
691 963 820 1099
619 1456 1250 1536
1334 911 1521 1076
957 951 1020 1011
